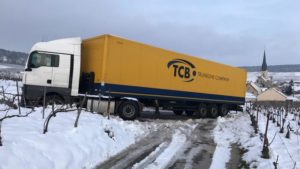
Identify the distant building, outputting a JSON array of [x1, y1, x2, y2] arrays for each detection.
[[257, 88, 287, 102], [0, 56, 8, 62], [261, 50, 268, 78], [247, 81, 262, 96], [256, 50, 272, 88]]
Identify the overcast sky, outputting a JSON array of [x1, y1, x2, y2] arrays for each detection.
[[1, 0, 299, 66]]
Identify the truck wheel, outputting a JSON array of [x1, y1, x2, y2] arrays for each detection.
[[46, 94, 64, 105], [118, 101, 139, 120], [185, 111, 194, 116], [209, 104, 219, 118], [174, 110, 183, 115], [219, 104, 228, 116], [196, 103, 207, 118]]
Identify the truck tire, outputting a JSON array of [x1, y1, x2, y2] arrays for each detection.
[[118, 101, 140, 120], [209, 104, 219, 118], [174, 110, 183, 115], [219, 104, 228, 117], [196, 103, 207, 118], [185, 111, 194, 116], [45, 94, 64, 105]]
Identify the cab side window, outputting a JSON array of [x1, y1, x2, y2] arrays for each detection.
[[29, 52, 59, 68]]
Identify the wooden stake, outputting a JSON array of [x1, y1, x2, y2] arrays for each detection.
[[42, 87, 47, 119], [74, 93, 87, 127], [16, 81, 21, 115], [106, 90, 111, 120]]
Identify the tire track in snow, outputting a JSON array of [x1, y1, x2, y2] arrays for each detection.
[[132, 142, 169, 169], [137, 131, 188, 169], [94, 126, 173, 169], [170, 119, 217, 169], [94, 116, 217, 169]]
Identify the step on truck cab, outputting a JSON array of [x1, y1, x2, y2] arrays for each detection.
[[22, 34, 247, 120]]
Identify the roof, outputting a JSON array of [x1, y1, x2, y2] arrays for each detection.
[[249, 82, 261, 92], [257, 87, 288, 101], [272, 88, 287, 98]]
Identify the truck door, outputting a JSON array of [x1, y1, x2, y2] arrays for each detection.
[[24, 52, 58, 87], [51, 54, 71, 88]]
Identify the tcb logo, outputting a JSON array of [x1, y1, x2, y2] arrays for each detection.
[[167, 59, 197, 82]]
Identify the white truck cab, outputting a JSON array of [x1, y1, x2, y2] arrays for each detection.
[[22, 38, 81, 105]]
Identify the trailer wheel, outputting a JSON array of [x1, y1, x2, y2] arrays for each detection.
[[173, 110, 183, 115], [185, 111, 194, 116], [219, 104, 228, 117], [209, 104, 219, 118], [118, 101, 139, 120], [196, 103, 207, 118]]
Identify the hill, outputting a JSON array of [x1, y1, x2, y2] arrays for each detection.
[[0, 48, 27, 65], [241, 64, 300, 72]]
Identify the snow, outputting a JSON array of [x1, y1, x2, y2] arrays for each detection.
[[247, 72, 300, 83], [287, 96, 299, 101], [256, 110, 300, 169], [210, 112, 254, 169], [0, 80, 21, 95], [0, 65, 11, 69], [1, 73, 300, 169], [0, 79, 152, 169], [247, 72, 260, 82], [144, 131, 187, 169], [132, 142, 169, 169], [246, 92, 256, 99], [211, 110, 300, 169]]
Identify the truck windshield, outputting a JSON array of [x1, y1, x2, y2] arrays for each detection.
[[28, 52, 59, 68]]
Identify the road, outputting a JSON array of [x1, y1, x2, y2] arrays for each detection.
[[94, 110, 217, 169]]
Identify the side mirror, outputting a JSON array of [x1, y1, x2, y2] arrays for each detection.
[[25, 68, 32, 72]]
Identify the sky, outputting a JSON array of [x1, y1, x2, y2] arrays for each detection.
[[0, 0, 299, 66]]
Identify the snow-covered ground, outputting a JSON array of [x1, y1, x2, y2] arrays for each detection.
[[1, 71, 300, 169], [247, 72, 300, 83], [0, 65, 11, 69], [256, 110, 300, 169], [211, 111, 300, 169], [210, 112, 254, 169], [0, 80, 155, 169], [0, 107, 153, 169], [0, 106, 155, 169]]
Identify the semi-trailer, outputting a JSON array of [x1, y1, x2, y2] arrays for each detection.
[[22, 34, 247, 120]]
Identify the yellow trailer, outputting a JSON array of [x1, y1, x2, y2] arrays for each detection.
[[80, 34, 246, 119], [22, 34, 246, 120]]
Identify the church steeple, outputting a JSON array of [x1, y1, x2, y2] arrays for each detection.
[[261, 50, 267, 71]]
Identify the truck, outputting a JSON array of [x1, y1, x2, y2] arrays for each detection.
[[22, 34, 247, 120]]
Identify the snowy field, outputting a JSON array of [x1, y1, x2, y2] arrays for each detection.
[[0, 65, 11, 69], [211, 110, 300, 169], [1, 71, 300, 168], [247, 72, 300, 93], [247, 72, 300, 83], [0, 108, 153, 169], [0, 80, 154, 169]]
